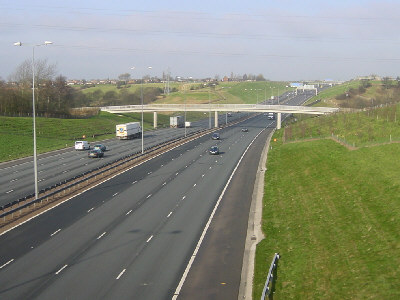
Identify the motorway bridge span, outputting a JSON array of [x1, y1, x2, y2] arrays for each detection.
[[101, 104, 339, 130]]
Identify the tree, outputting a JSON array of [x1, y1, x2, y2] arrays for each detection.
[[118, 73, 131, 85], [382, 77, 392, 89], [10, 58, 57, 87], [256, 74, 265, 81]]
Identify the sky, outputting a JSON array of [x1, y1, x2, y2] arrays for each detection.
[[1, 0, 400, 81]]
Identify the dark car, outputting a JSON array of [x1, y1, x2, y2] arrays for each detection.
[[93, 144, 106, 152], [211, 133, 220, 140], [209, 146, 219, 155], [88, 149, 104, 158], [241, 128, 248, 132]]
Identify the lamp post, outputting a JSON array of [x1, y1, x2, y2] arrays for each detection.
[[14, 41, 53, 200], [131, 66, 152, 154]]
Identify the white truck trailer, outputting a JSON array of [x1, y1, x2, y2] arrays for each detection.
[[170, 116, 184, 128], [116, 122, 142, 139], [185, 121, 192, 128]]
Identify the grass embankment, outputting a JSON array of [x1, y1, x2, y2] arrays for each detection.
[[285, 103, 400, 147], [254, 109, 400, 298], [0, 112, 169, 162]]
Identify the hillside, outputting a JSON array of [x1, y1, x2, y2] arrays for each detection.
[[254, 100, 400, 299]]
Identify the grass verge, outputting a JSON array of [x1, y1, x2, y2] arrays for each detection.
[[253, 131, 400, 299]]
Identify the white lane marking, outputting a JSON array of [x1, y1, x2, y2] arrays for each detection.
[[182, 196, 186, 200], [148, 172, 152, 175], [173, 127, 266, 299], [126, 209, 133, 215], [176, 172, 179, 176], [87, 207, 94, 213], [185, 165, 188, 168], [146, 235, 153, 243], [209, 167, 212, 169], [112, 192, 118, 197], [132, 180, 137, 184], [50, 229, 61, 236], [161, 164, 164, 167], [193, 183, 197, 187], [116, 269, 126, 280], [55, 264, 68, 275], [202, 174, 205, 178], [167, 212, 172, 218], [63, 170, 68, 173], [163, 182, 167, 186], [0, 259, 14, 269], [10, 179, 18, 183], [147, 194, 152, 199], [6, 190, 14, 194], [97, 232, 106, 240]]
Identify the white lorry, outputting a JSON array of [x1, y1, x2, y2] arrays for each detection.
[[170, 116, 184, 128], [75, 141, 90, 150], [185, 121, 192, 128], [116, 122, 142, 139]]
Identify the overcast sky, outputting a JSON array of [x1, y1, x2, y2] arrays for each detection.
[[1, 0, 400, 81]]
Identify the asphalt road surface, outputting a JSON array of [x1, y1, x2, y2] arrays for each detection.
[[0, 114, 274, 299]]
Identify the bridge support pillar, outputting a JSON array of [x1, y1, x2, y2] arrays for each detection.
[[277, 113, 281, 129], [214, 111, 219, 128], [153, 112, 157, 129]]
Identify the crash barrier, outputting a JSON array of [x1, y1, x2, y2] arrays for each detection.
[[0, 114, 251, 225], [261, 253, 280, 299]]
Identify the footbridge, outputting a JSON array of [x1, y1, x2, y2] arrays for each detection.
[[100, 104, 339, 129]]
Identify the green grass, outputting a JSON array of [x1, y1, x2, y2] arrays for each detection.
[[0, 111, 169, 162], [284, 103, 400, 147], [254, 133, 400, 299]]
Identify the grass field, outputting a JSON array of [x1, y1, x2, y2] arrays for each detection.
[[284, 103, 400, 147], [0, 111, 169, 162], [253, 132, 400, 299]]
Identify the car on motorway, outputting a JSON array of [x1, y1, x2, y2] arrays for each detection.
[[93, 144, 106, 152], [241, 128, 248, 132], [211, 132, 220, 140], [75, 140, 90, 150], [88, 149, 104, 158], [209, 146, 219, 155]]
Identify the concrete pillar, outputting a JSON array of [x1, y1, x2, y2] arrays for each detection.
[[277, 113, 281, 130], [214, 111, 219, 128], [153, 111, 157, 129]]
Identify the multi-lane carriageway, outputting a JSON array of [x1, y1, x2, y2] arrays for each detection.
[[0, 113, 275, 299]]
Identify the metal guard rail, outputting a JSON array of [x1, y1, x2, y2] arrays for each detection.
[[261, 252, 280, 299]]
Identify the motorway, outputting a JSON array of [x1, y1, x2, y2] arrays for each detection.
[[0, 91, 315, 299], [0, 113, 274, 299], [0, 112, 246, 207]]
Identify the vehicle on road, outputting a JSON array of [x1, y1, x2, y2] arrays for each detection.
[[93, 144, 106, 152], [75, 141, 90, 150], [227, 112, 232, 117], [211, 132, 220, 140], [241, 128, 248, 132], [170, 116, 184, 128], [116, 122, 142, 140], [267, 112, 275, 120], [88, 149, 104, 158], [209, 146, 219, 155], [185, 121, 192, 128]]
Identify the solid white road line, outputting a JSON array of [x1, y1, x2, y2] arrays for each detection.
[[172, 127, 266, 300], [97, 232, 106, 240], [0, 259, 14, 269], [87, 207, 94, 213], [112, 192, 119, 197], [116, 268, 126, 280], [167, 212, 172, 218], [55, 264, 68, 275], [50, 229, 61, 236], [146, 235, 153, 243], [126, 209, 133, 215]]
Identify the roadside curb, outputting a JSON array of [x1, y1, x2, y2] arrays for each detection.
[[238, 128, 275, 299]]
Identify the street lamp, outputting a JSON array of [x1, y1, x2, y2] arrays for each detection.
[[14, 41, 53, 200], [131, 66, 152, 154]]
